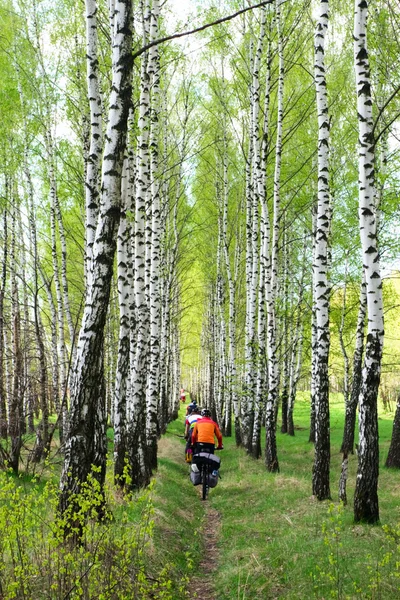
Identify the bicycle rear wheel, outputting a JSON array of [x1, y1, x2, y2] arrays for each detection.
[[202, 466, 209, 500]]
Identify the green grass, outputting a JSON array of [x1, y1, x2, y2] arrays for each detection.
[[161, 394, 400, 600], [1, 395, 399, 599]]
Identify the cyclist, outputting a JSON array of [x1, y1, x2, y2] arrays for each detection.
[[191, 408, 223, 455], [184, 406, 201, 463], [185, 397, 198, 416]]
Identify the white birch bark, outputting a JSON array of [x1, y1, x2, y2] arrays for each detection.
[[338, 255, 350, 411], [287, 234, 307, 436], [85, 0, 103, 289], [250, 7, 267, 459], [114, 157, 133, 485], [279, 230, 290, 434], [312, 0, 331, 501], [265, 0, 283, 472], [0, 210, 7, 439], [146, 0, 161, 470], [341, 273, 366, 454], [241, 27, 255, 452], [309, 202, 318, 443], [216, 207, 227, 429], [9, 203, 22, 474], [221, 140, 237, 438], [47, 143, 68, 440], [59, 0, 133, 514], [353, 0, 384, 523], [128, 0, 152, 488]]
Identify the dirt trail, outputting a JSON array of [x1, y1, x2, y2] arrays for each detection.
[[158, 435, 222, 600], [190, 504, 221, 600]]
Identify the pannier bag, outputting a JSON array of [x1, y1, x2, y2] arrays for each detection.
[[190, 464, 201, 486], [192, 452, 221, 470], [208, 472, 219, 488]]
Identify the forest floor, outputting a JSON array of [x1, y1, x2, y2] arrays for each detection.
[[153, 394, 400, 600]]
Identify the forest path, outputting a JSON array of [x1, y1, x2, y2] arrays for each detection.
[[189, 502, 221, 600], [158, 434, 222, 600]]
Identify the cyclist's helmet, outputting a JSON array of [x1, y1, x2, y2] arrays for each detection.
[[201, 408, 211, 417]]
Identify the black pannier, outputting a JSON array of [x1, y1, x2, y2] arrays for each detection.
[[208, 472, 219, 488], [192, 452, 221, 470], [190, 470, 202, 486]]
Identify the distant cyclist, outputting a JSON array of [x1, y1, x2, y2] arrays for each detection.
[[191, 408, 223, 455], [184, 406, 201, 462], [185, 398, 198, 416]]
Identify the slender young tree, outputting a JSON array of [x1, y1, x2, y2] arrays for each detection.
[[146, 0, 161, 471], [85, 0, 103, 289], [264, 0, 282, 473], [113, 158, 133, 485], [353, 0, 384, 524], [0, 209, 7, 440], [9, 200, 23, 474], [312, 0, 331, 501], [128, 0, 152, 489], [341, 274, 366, 454]]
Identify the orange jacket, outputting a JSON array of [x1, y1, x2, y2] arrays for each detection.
[[191, 417, 223, 447]]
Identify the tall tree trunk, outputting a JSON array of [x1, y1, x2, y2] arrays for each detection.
[[242, 21, 257, 452], [222, 135, 236, 438], [9, 203, 23, 474], [353, 0, 384, 524], [287, 234, 307, 436], [113, 159, 133, 486], [338, 255, 350, 410], [312, 0, 331, 501], [59, 0, 133, 515], [146, 0, 161, 471], [341, 274, 366, 454], [0, 210, 7, 439], [251, 7, 268, 459], [265, 0, 282, 473], [280, 231, 289, 434], [309, 203, 317, 444], [128, 0, 152, 489], [85, 0, 103, 289]]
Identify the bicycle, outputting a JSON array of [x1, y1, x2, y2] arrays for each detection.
[[191, 445, 222, 500]]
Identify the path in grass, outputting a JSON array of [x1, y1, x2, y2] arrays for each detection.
[[189, 503, 221, 600], [158, 429, 222, 600]]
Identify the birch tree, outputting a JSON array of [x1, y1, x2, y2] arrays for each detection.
[[128, 0, 152, 489], [312, 0, 331, 501], [264, 0, 282, 473], [146, 0, 161, 471], [85, 0, 103, 288], [353, 0, 384, 523], [59, 0, 133, 514]]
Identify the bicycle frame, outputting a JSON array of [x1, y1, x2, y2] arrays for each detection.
[[200, 462, 210, 501]]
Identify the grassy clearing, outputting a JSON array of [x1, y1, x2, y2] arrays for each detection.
[[164, 394, 400, 600]]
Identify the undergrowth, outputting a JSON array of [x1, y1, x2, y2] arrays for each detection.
[[0, 464, 194, 599]]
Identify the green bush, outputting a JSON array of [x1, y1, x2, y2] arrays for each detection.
[[0, 469, 189, 599], [313, 502, 400, 599]]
